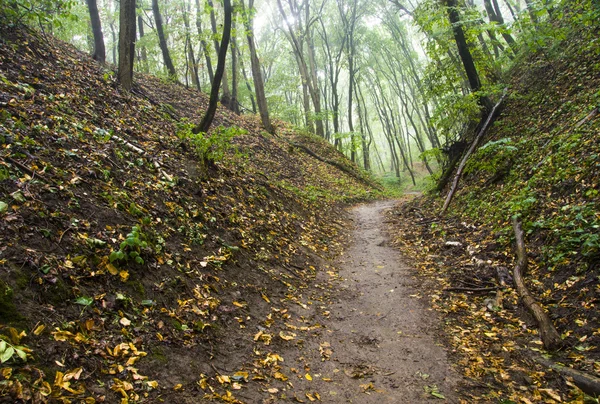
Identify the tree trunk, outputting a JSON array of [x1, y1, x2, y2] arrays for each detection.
[[86, 0, 105, 63], [193, 0, 232, 135], [229, 10, 240, 114], [237, 47, 257, 113], [118, 0, 136, 91], [241, 0, 274, 133], [195, 0, 214, 84], [208, 0, 232, 107], [152, 0, 177, 80], [137, 15, 149, 73], [444, 0, 492, 111], [182, 3, 200, 90]]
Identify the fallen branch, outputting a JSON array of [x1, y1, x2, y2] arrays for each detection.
[[287, 141, 380, 190], [512, 218, 562, 351], [444, 286, 497, 293], [533, 355, 600, 397], [440, 89, 508, 215], [3, 156, 54, 185], [574, 106, 599, 129], [112, 135, 173, 182]]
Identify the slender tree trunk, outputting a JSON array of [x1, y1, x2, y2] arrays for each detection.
[[208, 0, 232, 107], [152, 0, 177, 80], [193, 0, 232, 134], [109, 21, 117, 64], [137, 15, 149, 73], [87, 0, 105, 63], [196, 0, 214, 84], [241, 0, 273, 133], [183, 3, 200, 90], [229, 9, 240, 114], [238, 47, 257, 113], [444, 0, 492, 111], [118, 0, 136, 91]]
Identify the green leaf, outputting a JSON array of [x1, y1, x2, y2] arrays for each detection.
[[135, 256, 144, 265], [75, 296, 93, 306], [0, 340, 6, 352], [14, 348, 27, 361], [431, 391, 445, 399], [0, 201, 7, 213], [141, 300, 155, 307], [0, 346, 14, 363]]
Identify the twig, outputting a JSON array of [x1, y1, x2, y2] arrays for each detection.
[[4, 156, 53, 185]]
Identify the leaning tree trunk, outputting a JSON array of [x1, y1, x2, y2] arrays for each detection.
[[86, 0, 105, 63], [152, 0, 177, 80], [193, 0, 232, 135], [118, 0, 136, 91]]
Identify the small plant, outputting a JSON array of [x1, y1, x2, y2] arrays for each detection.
[[110, 225, 148, 265], [177, 120, 246, 167]]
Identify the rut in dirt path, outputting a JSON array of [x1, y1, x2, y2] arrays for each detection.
[[325, 199, 463, 403]]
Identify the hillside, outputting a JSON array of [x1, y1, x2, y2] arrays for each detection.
[[0, 25, 378, 402], [389, 5, 600, 403]]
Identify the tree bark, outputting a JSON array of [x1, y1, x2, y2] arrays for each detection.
[[208, 0, 232, 107], [512, 218, 563, 351], [444, 0, 492, 111], [152, 0, 177, 80], [118, 0, 136, 91], [193, 0, 232, 134], [86, 0, 105, 63], [241, 0, 274, 133]]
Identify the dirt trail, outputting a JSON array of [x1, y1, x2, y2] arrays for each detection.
[[233, 200, 463, 403], [321, 199, 463, 402]]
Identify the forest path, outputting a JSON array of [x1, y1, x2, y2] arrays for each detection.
[[315, 199, 463, 402], [232, 199, 464, 403]]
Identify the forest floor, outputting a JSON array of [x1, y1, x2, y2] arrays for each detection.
[[223, 199, 465, 403]]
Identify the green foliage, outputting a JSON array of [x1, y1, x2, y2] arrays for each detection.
[[464, 137, 518, 175], [0, 338, 28, 364], [177, 121, 246, 166], [109, 225, 148, 265], [0, 0, 75, 27]]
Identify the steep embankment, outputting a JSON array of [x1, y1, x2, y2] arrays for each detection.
[[389, 5, 600, 403], [0, 26, 377, 402]]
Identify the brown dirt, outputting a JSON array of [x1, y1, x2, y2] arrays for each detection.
[[223, 200, 465, 403]]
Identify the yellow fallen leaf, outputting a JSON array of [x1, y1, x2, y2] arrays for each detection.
[[305, 373, 312, 381], [120, 317, 131, 327], [173, 383, 183, 390], [279, 331, 296, 341], [33, 324, 46, 335], [274, 371, 288, 381], [233, 301, 247, 308], [107, 263, 119, 275], [217, 375, 231, 384], [268, 387, 279, 394], [261, 293, 270, 303], [119, 270, 129, 282]]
